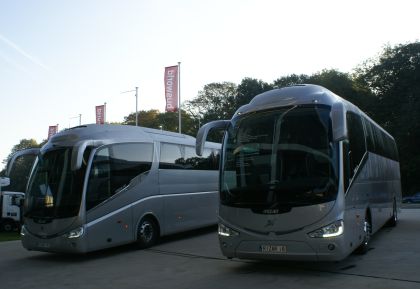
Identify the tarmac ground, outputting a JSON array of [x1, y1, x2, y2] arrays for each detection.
[[1, 207, 419, 289]]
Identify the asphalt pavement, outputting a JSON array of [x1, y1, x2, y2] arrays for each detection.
[[1, 208, 420, 289]]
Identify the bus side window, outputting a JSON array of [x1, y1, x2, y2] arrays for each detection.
[[363, 118, 375, 153], [346, 112, 366, 180], [159, 143, 184, 169], [86, 143, 153, 211]]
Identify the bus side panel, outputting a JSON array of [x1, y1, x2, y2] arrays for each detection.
[[86, 205, 133, 252], [347, 153, 400, 239], [158, 169, 218, 235], [85, 171, 160, 251]]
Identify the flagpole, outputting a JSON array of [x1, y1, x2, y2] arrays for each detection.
[[178, 61, 181, 134]]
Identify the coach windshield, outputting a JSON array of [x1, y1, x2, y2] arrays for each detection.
[[221, 105, 338, 211], [25, 147, 91, 219]]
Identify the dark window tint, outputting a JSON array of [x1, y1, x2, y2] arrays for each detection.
[[6, 154, 37, 192], [86, 143, 153, 210], [159, 143, 219, 170], [346, 112, 366, 178], [363, 118, 376, 152], [25, 147, 91, 219], [159, 143, 184, 169], [362, 117, 399, 161], [221, 106, 339, 209]]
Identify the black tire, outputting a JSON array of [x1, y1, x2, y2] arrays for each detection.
[[136, 217, 159, 249], [386, 200, 398, 227], [1, 220, 15, 232], [355, 216, 372, 255]]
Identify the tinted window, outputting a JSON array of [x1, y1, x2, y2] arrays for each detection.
[[86, 143, 153, 210], [159, 143, 219, 170], [363, 118, 375, 152], [25, 147, 91, 219], [6, 154, 37, 192], [221, 106, 339, 209], [363, 118, 398, 161], [346, 112, 366, 178], [159, 143, 184, 169]]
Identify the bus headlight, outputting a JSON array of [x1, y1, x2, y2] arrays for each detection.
[[20, 225, 27, 236], [218, 223, 239, 237], [65, 227, 84, 239], [308, 220, 344, 238]]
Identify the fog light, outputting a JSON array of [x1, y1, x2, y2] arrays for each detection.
[[328, 244, 335, 251]]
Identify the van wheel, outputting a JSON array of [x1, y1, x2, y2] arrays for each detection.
[[1, 220, 15, 232], [136, 217, 158, 249], [386, 200, 398, 227], [355, 216, 372, 254]]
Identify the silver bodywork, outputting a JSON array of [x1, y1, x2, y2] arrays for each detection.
[[197, 84, 402, 261], [21, 124, 220, 253]]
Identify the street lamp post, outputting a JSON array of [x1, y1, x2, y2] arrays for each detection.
[[121, 86, 139, 126], [69, 114, 82, 128]]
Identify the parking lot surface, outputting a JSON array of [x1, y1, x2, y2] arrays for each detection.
[[1, 208, 420, 289]]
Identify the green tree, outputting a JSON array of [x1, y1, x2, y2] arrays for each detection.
[[184, 82, 238, 124], [123, 109, 161, 127], [355, 42, 420, 194], [123, 109, 197, 136], [273, 73, 310, 88], [236, 78, 273, 109]]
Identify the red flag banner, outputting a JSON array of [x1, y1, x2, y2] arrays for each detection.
[[164, 65, 179, 112], [96, 105, 105, 124], [48, 125, 58, 140]]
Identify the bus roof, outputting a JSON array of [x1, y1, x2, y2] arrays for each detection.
[[235, 84, 348, 115], [234, 84, 394, 141], [46, 124, 219, 151]]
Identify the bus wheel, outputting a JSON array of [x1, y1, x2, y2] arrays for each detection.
[[356, 217, 372, 254], [386, 200, 398, 227], [136, 217, 158, 249]]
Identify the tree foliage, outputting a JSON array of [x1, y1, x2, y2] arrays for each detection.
[[236, 78, 273, 109], [123, 109, 197, 136], [184, 82, 238, 124], [355, 42, 420, 193]]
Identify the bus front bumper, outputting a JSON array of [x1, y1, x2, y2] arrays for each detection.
[[20, 225, 88, 254], [219, 225, 350, 262]]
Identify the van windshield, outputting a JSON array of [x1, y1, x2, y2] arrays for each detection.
[[220, 105, 338, 211]]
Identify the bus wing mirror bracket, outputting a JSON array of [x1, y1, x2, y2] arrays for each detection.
[[72, 140, 95, 171], [196, 120, 229, 156], [332, 102, 347, 142]]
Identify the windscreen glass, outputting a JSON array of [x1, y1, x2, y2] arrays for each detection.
[[25, 147, 90, 219], [221, 106, 338, 210]]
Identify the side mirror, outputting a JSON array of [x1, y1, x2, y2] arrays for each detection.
[[196, 120, 230, 156], [331, 102, 347, 141]]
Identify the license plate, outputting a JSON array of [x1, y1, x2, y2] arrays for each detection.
[[261, 244, 287, 253], [38, 242, 51, 249]]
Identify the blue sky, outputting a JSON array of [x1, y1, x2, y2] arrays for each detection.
[[0, 0, 419, 169]]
